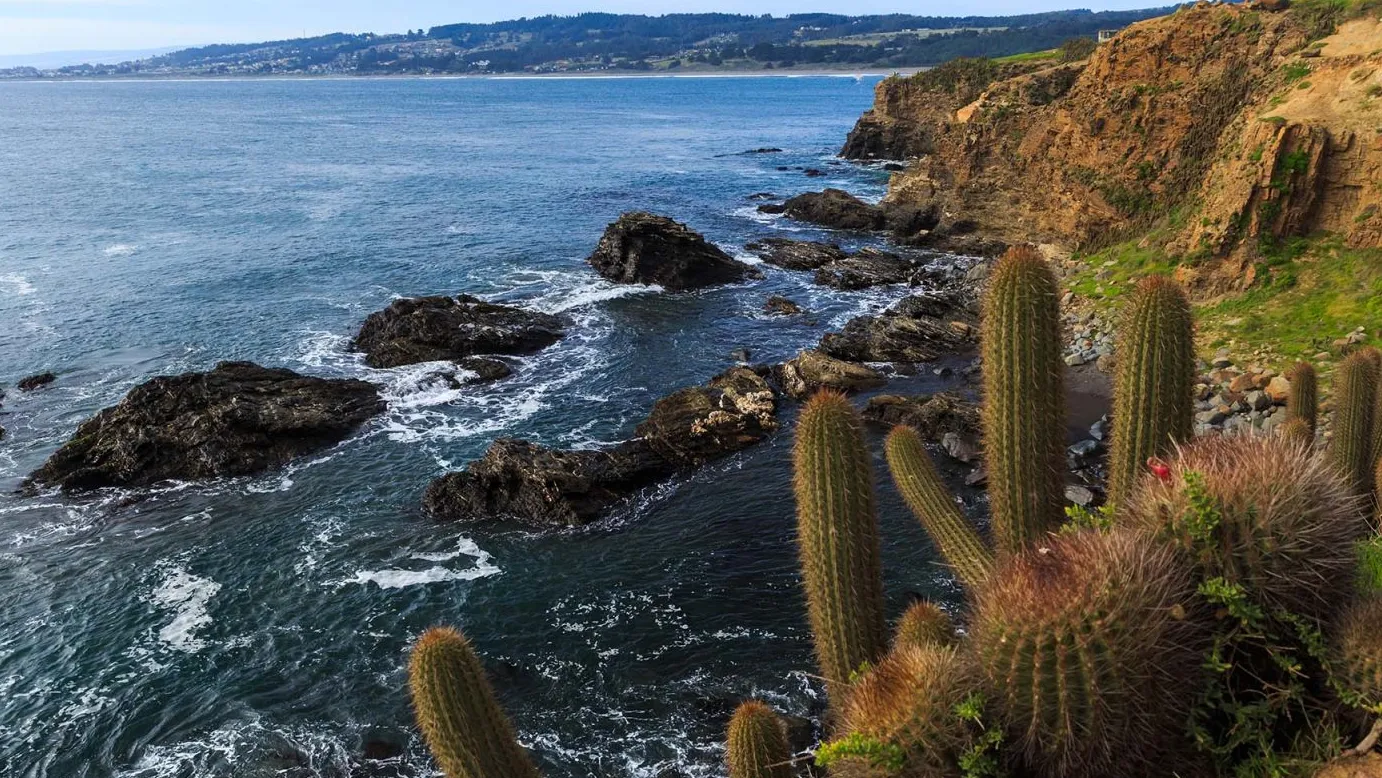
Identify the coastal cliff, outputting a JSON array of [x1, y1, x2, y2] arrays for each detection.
[[847, 4, 1382, 292]]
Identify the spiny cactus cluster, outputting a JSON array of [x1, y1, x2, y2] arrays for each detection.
[[402, 246, 1382, 778], [408, 626, 540, 778], [792, 390, 888, 696], [972, 528, 1202, 778], [1106, 275, 1194, 507], [979, 245, 1066, 553], [728, 700, 795, 778]]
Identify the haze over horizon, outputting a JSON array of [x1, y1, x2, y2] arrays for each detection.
[[0, 0, 1164, 59]]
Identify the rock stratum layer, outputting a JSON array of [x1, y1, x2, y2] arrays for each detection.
[[846, 7, 1382, 288]]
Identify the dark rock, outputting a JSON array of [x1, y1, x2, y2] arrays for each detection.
[[779, 188, 887, 231], [882, 162, 906, 171], [803, 168, 825, 177], [744, 237, 847, 270], [861, 393, 980, 441], [27, 362, 384, 492], [424, 368, 777, 525], [755, 202, 788, 214], [763, 295, 804, 316], [360, 736, 405, 761], [927, 230, 1009, 258], [881, 201, 942, 239], [812, 248, 916, 290], [841, 113, 933, 161], [772, 350, 886, 400], [730, 347, 751, 363], [819, 294, 976, 363], [17, 372, 56, 391], [588, 212, 759, 290], [747, 192, 778, 201], [430, 358, 513, 389], [743, 147, 783, 154], [964, 467, 988, 487], [354, 295, 564, 369], [1068, 439, 1101, 458]]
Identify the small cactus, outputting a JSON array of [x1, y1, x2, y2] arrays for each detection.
[[980, 245, 1066, 554], [971, 529, 1201, 778], [1335, 596, 1382, 710], [408, 626, 541, 778], [792, 390, 888, 696], [884, 425, 994, 589], [892, 600, 956, 650], [1278, 417, 1314, 448], [1331, 351, 1378, 494], [1106, 275, 1194, 508], [1285, 361, 1318, 433], [727, 700, 794, 778], [836, 643, 979, 778], [1127, 436, 1369, 619]]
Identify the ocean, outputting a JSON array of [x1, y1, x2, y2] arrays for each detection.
[[0, 76, 972, 777]]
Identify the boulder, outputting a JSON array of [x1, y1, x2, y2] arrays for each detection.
[[424, 367, 778, 525], [765, 188, 886, 231], [763, 295, 804, 316], [819, 295, 977, 363], [17, 372, 56, 391], [354, 294, 564, 370], [772, 350, 886, 400], [587, 212, 759, 290], [861, 392, 980, 441], [881, 201, 942, 239], [26, 362, 384, 492], [743, 237, 847, 270], [812, 248, 916, 290]]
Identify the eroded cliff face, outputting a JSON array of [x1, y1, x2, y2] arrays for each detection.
[[857, 5, 1382, 284]]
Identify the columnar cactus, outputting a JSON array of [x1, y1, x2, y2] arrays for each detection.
[[1278, 417, 1314, 448], [792, 390, 888, 695], [408, 626, 541, 778], [892, 600, 956, 650], [1330, 351, 1378, 494], [970, 529, 1201, 778], [1285, 361, 1317, 433], [884, 425, 995, 589], [981, 245, 1066, 554], [837, 644, 979, 778], [1127, 436, 1369, 618], [1106, 276, 1194, 508], [727, 700, 794, 778]]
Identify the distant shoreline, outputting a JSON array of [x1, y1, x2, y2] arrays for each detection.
[[0, 68, 922, 83]]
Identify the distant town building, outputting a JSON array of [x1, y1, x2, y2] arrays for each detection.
[[1098, 29, 1120, 43]]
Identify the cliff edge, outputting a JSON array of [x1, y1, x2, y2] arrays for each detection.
[[849, 3, 1382, 292]]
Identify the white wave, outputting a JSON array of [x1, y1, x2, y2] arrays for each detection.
[[103, 244, 138, 257], [149, 565, 221, 653], [335, 535, 499, 590], [0, 273, 34, 295], [731, 204, 801, 229]]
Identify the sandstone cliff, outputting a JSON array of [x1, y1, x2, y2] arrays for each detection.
[[849, 4, 1382, 290]]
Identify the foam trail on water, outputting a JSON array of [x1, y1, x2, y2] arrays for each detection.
[[149, 565, 221, 653]]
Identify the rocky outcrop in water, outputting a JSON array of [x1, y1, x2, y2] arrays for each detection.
[[354, 294, 565, 370], [423, 367, 778, 525], [744, 238, 847, 270], [18, 372, 55, 391], [820, 294, 977, 363], [813, 248, 917, 290], [26, 361, 384, 492], [772, 350, 885, 399], [863, 393, 980, 441], [758, 188, 886, 231], [763, 295, 804, 316], [588, 212, 760, 290]]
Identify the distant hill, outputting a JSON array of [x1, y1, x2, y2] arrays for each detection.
[[0, 8, 1173, 79]]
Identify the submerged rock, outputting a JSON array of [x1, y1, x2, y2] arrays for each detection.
[[588, 212, 759, 290], [820, 294, 977, 363], [763, 295, 804, 316], [354, 294, 564, 370], [773, 350, 886, 399], [744, 237, 847, 270], [17, 372, 56, 391], [424, 367, 778, 525], [27, 361, 384, 492]]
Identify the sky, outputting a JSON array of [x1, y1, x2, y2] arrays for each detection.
[[0, 0, 1161, 58]]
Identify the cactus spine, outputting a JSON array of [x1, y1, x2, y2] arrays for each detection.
[[727, 700, 794, 778], [1331, 351, 1378, 494], [1285, 361, 1318, 434], [408, 626, 541, 778], [892, 600, 956, 650], [1278, 417, 1314, 448], [1106, 276, 1194, 508], [981, 245, 1066, 554], [884, 425, 995, 589], [792, 390, 888, 695]]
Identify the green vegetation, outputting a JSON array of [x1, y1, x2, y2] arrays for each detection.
[[1292, 0, 1382, 40]]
